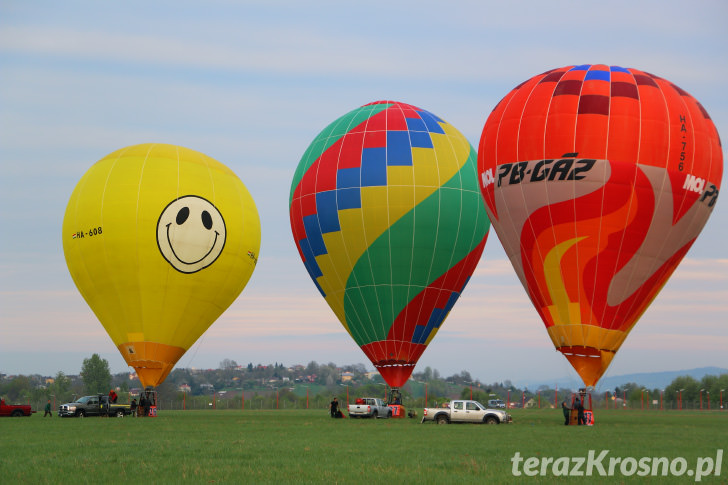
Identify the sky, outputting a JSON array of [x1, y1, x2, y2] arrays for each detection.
[[1, 1, 726, 390]]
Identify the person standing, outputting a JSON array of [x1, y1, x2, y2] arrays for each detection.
[[561, 400, 570, 425], [329, 397, 341, 418], [44, 399, 53, 417], [577, 397, 586, 425]]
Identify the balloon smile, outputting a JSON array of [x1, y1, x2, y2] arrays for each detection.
[[166, 223, 220, 265], [156, 195, 227, 273]]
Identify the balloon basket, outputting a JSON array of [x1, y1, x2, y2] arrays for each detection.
[[389, 404, 406, 418]]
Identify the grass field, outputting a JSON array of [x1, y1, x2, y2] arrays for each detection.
[[2, 408, 725, 483]]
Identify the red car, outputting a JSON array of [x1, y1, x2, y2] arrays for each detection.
[[0, 398, 35, 417]]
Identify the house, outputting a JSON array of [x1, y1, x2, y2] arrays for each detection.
[[178, 384, 191, 393], [341, 372, 354, 383]]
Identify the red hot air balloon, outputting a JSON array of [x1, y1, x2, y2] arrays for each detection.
[[478, 65, 722, 387]]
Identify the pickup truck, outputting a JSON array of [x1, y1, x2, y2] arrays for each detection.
[[0, 398, 35, 417], [58, 394, 132, 418], [421, 400, 512, 425], [348, 397, 392, 419]]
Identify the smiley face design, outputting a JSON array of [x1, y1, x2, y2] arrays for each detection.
[[156, 195, 226, 273]]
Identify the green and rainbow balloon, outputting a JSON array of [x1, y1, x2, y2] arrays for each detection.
[[289, 101, 489, 387]]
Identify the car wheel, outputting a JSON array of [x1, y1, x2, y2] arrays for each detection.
[[77, 410, 86, 418], [11, 410, 24, 417], [115, 410, 125, 418], [387, 410, 392, 418], [436, 415, 449, 425], [372, 411, 378, 419], [485, 416, 498, 424]]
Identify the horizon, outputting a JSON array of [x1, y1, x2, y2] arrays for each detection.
[[1, 2, 726, 390]]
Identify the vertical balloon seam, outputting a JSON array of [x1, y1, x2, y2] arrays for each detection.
[[516, 70, 554, 345], [176, 147, 216, 349], [102, 146, 135, 347], [370, 104, 394, 349], [607, 72, 666, 334], [297, 104, 387, 351], [528, 68, 559, 320], [359, 102, 426, 358], [407, 103, 444, 357], [536, 68, 565, 339], [577, 65, 596, 353], [583, 66, 606, 336], [336, 105, 389, 353], [592, 70, 631, 334], [155, 144, 197, 349], [314, 110, 357, 340], [390, 103, 412, 346], [566, 67, 603, 343], [576, 65, 600, 350], [412, 135, 457, 350], [164, 145, 181, 345], [520, 69, 562, 347], [494, 74, 532, 317], [441, 148, 490, 341], [620, 78, 710, 340], [585, 67, 610, 332], [438, 146, 488, 337], [136, 144, 154, 349], [604, 65, 635, 348], [107, 145, 136, 346], [582, 67, 630, 351], [386, 104, 399, 350], [604, 73, 669, 335], [359, 103, 407, 359]]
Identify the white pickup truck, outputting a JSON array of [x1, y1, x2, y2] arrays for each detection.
[[421, 400, 512, 425], [348, 397, 392, 419]]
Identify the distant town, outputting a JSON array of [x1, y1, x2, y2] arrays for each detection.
[[2, 355, 726, 412]]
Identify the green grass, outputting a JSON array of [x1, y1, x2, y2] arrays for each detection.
[[2, 409, 726, 483]]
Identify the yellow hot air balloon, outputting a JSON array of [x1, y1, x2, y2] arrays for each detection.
[[62, 143, 260, 387]]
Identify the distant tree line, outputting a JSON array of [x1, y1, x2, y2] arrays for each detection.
[[2, 355, 726, 412]]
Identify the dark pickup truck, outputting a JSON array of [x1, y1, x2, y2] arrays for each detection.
[[58, 394, 132, 418]]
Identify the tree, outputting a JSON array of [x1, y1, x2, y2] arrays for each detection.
[[219, 359, 238, 370], [81, 354, 112, 394], [2, 375, 31, 401], [50, 371, 72, 402]]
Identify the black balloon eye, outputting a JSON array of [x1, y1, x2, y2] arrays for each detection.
[[201, 211, 213, 230], [176, 207, 190, 225]]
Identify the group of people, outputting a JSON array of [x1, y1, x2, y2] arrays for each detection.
[[133, 391, 154, 416], [561, 395, 587, 425], [38, 389, 157, 418]]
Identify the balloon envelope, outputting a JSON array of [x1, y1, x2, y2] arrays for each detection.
[[290, 101, 490, 387], [63, 143, 260, 387], [478, 65, 722, 386]]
